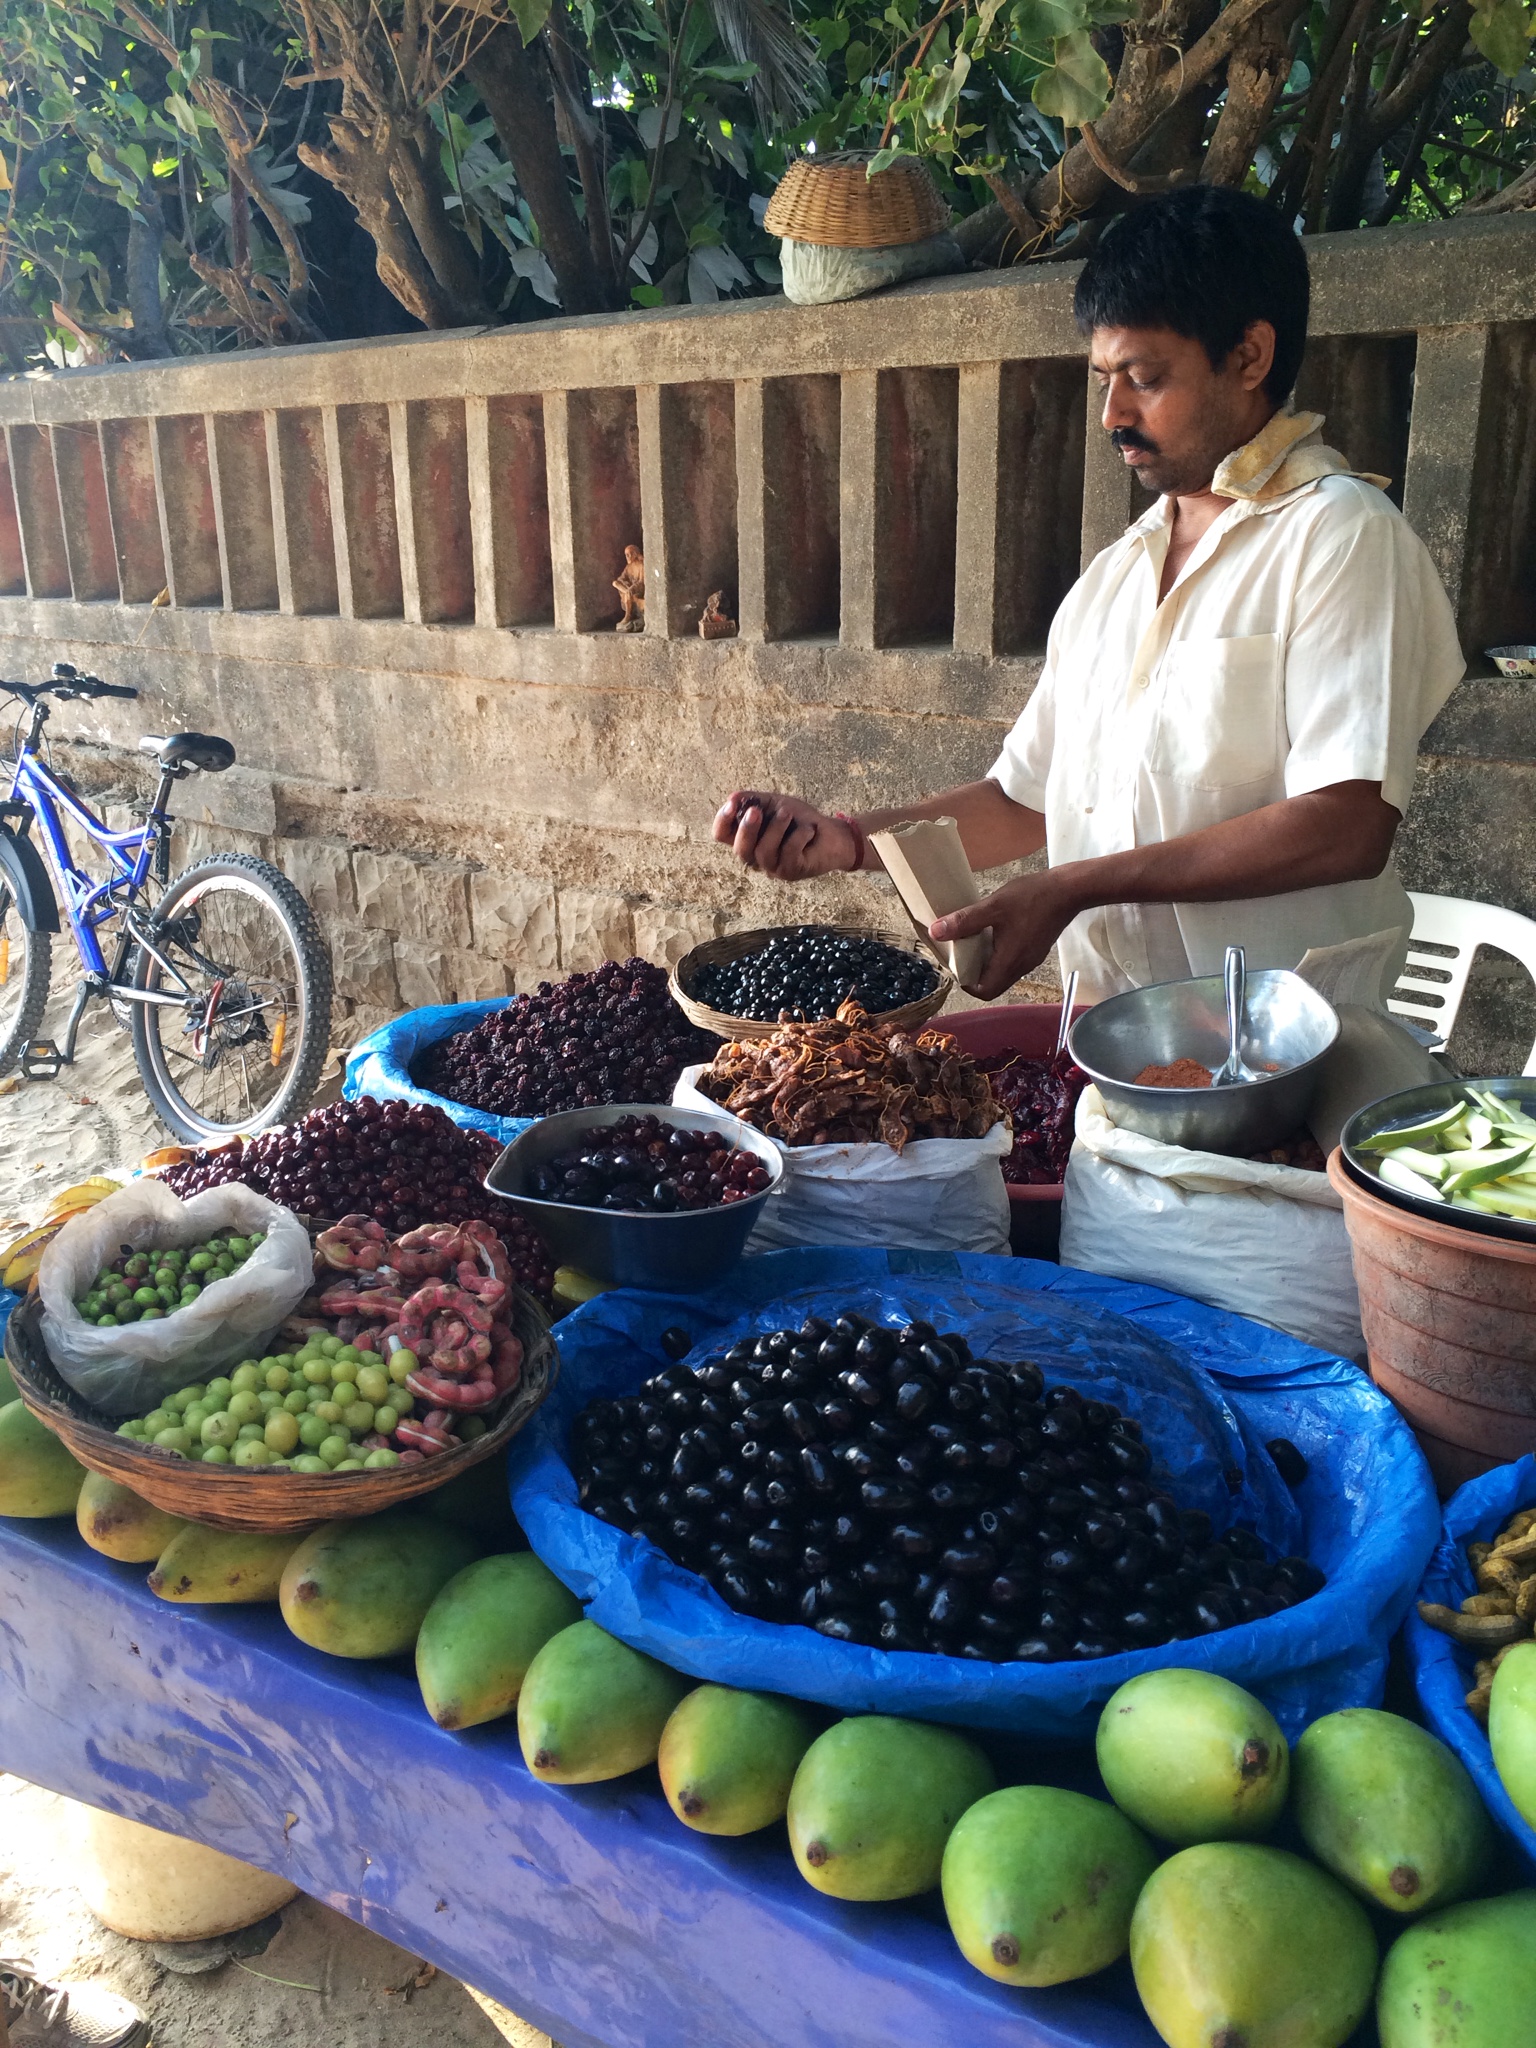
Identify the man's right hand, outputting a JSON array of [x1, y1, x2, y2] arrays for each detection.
[[713, 791, 860, 880]]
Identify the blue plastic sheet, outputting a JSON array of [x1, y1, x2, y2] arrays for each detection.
[[1407, 1455, 1536, 1878], [344, 999, 535, 1145], [510, 1247, 1440, 1742]]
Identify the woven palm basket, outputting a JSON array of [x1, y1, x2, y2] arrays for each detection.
[[4, 1287, 556, 1533], [669, 923, 953, 1043], [763, 153, 950, 250]]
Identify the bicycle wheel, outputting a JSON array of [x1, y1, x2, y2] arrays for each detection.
[[0, 880, 51, 1077], [129, 852, 333, 1142]]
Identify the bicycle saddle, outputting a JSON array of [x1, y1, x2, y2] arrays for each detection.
[[139, 732, 236, 774]]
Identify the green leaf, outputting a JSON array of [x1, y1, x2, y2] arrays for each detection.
[[866, 144, 905, 176], [1031, 28, 1112, 124], [843, 38, 871, 76], [1469, 0, 1534, 75], [164, 91, 200, 140], [507, 0, 553, 42], [1013, 0, 1090, 44], [631, 282, 664, 306]]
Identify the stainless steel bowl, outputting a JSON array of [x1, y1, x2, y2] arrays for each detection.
[[1341, 1077, 1536, 1247], [484, 1102, 783, 1293], [1068, 970, 1340, 1155]]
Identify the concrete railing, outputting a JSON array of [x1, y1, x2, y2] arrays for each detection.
[[1, 210, 1534, 1058]]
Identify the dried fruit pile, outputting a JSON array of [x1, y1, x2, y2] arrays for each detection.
[[417, 959, 717, 1118], [696, 1001, 1003, 1152], [975, 1050, 1087, 1185], [571, 1313, 1325, 1662], [1418, 1502, 1536, 1724], [153, 1097, 555, 1304]]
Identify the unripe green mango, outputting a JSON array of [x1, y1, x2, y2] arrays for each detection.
[[1131, 1842, 1377, 2048], [1489, 1639, 1536, 1830], [0, 1356, 17, 1407], [942, 1785, 1156, 1988], [416, 1553, 581, 1730], [787, 1715, 995, 1901], [518, 1621, 689, 1783], [77, 1472, 187, 1563], [149, 1524, 306, 1603], [1293, 1707, 1492, 1914], [0, 1399, 87, 1517], [1377, 1890, 1536, 2048], [1097, 1667, 1289, 1844], [280, 1512, 481, 1657], [658, 1686, 818, 1836]]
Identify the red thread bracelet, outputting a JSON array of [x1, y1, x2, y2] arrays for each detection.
[[833, 812, 868, 872]]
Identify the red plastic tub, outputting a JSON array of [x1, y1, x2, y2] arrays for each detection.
[[942, 1002, 1087, 1261]]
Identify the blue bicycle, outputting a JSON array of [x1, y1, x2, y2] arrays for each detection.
[[2, 664, 332, 1142]]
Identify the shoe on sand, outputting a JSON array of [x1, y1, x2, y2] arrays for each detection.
[[0, 1959, 149, 2048]]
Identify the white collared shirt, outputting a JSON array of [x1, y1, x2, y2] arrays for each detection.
[[988, 425, 1464, 1002]]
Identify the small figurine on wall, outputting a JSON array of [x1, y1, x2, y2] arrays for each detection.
[[613, 545, 645, 632], [698, 590, 738, 640]]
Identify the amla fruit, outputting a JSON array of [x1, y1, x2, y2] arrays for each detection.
[[1097, 1668, 1288, 1844], [518, 1621, 689, 1783], [416, 1553, 580, 1730], [1488, 1638, 1536, 1829], [787, 1715, 995, 1901], [1293, 1707, 1492, 1914], [1131, 1842, 1378, 2048], [1377, 1889, 1536, 2048], [76, 1472, 186, 1563], [280, 1512, 480, 1657], [658, 1686, 818, 1836], [942, 1785, 1156, 1987], [0, 1399, 87, 1517], [149, 1525, 305, 1604]]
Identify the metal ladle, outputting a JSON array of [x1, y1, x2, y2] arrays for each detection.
[[1211, 944, 1262, 1087]]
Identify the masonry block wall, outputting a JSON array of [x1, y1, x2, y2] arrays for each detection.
[[1, 213, 1534, 1062]]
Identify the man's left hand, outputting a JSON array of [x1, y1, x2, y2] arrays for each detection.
[[930, 872, 1080, 1001]]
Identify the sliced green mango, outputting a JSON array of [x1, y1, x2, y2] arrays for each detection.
[[1383, 1147, 1455, 1182], [1378, 1156, 1446, 1202], [1442, 1144, 1535, 1194], [1359, 1104, 1469, 1151]]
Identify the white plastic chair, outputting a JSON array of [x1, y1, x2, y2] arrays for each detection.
[[1388, 893, 1536, 1075]]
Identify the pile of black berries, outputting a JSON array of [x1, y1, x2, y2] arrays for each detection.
[[571, 1314, 1325, 1663], [417, 959, 718, 1118], [532, 1113, 772, 1211], [691, 927, 939, 1022]]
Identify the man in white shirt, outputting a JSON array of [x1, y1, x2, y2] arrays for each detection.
[[714, 188, 1464, 1004]]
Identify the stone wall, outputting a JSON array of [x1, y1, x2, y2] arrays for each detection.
[[2, 212, 1534, 1063]]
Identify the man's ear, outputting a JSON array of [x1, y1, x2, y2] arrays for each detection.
[[1232, 319, 1277, 394]]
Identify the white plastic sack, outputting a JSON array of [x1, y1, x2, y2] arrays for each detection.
[[778, 231, 964, 306], [674, 1067, 1011, 1256], [39, 1180, 314, 1415], [1059, 1085, 1363, 1360]]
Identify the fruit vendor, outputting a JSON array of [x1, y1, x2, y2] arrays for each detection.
[[715, 187, 1463, 1004]]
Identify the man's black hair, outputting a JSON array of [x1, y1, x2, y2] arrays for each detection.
[[1073, 189, 1310, 404]]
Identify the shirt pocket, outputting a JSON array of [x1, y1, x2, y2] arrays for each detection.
[[1147, 633, 1282, 789]]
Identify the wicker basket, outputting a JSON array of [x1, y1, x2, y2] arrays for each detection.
[[3, 1289, 557, 1534], [669, 923, 953, 1043], [763, 154, 950, 250]]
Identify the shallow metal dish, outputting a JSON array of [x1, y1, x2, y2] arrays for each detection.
[[1341, 1077, 1536, 1248], [485, 1101, 783, 1293], [1068, 970, 1340, 1155]]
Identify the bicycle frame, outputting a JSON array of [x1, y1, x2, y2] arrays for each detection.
[[7, 746, 164, 980]]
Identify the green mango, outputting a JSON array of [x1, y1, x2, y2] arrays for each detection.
[[1489, 1639, 1536, 1830], [280, 1512, 481, 1657], [149, 1524, 306, 1604], [1293, 1707, 1492, 1914], [0, 1399, 87, 1517], [76, 1472, 187, 1563], [1097, 1667, 1289, 1844], [658, 1686, 818, 1836], [942, 1785, 1157, 1987], [1377, 1890, 1536, 2047], [787, 1715, 996, 1902], [0, 1355, 17, 1407], [1131, 1842, 1378, 2048], [415, 1553, 581, 1730], [517, 1621, 690, 1783]]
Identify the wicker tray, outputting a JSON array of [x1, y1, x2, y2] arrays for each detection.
[[763, 153, 949, 250], [669, 923, 953, 1042], [4, 1289, 557, 1534]]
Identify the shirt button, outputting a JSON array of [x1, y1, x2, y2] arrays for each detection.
[[1131, 673, 1150, 690]]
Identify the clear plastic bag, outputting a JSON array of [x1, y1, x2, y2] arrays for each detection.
[[38, 1180, 313, 1415]]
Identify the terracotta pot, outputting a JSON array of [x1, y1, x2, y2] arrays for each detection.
[[1329, 1150, 1536, 1493]]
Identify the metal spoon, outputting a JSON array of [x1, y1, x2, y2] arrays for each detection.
[[1055, 970, 1079, 1057], [1211, 945, 1262, 1087]]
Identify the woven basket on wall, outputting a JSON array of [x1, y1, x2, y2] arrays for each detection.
[[4, 1288, 557, 1534], [669, 923, 953, 1043], [763, 154, 950, 250]]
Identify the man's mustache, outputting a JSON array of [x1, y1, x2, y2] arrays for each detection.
[[1111, 427, 1159, 454]]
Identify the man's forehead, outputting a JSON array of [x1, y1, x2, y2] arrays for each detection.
[[1088, 326, 1194, 372]]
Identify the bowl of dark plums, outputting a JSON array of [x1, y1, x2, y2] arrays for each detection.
[[485, 1105, 783, 1292]]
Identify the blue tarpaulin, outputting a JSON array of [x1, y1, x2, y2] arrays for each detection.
[[344, 999, 533, 1145]]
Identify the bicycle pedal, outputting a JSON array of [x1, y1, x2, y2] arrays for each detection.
[[18, 1038, 67, 1079]]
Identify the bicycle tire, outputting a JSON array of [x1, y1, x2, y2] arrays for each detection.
[[129, 852, 333, 1142], [0, 899, 51, 1078]]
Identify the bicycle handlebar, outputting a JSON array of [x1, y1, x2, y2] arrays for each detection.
[[0, 672, 139, 705]]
